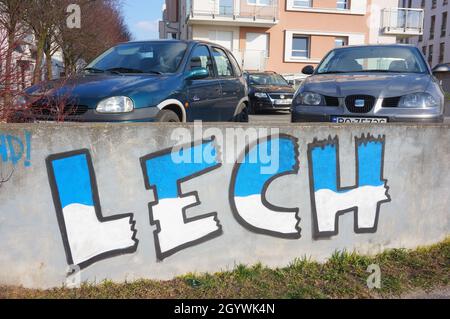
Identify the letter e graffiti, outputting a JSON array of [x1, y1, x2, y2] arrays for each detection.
[[67, 4, 81, 29], [140, 139, 222, 260], [367, 264, 381, 289], [229, 135, 301, 238]]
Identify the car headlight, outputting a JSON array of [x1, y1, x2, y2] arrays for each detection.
[[294, 92, 324, 106], [254, 92, 268, 99], [96, 96, 134, 113], [399, 93, 439, 108]]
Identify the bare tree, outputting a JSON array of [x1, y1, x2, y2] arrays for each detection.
[[0, 0, 30, 111]]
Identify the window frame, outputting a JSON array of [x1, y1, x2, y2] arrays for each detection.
[[211, 46, 236, 78], [291, 35, 310, 59]]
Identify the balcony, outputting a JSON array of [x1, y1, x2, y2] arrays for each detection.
[[188, 0, 279, 27], [381, 8, 424, 37]]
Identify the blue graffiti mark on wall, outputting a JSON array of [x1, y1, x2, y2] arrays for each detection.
[[140, 139, 223, 261], [51, 154, 94, 207], [230, 135, 301, 239], [0, 131, 32, 167], [144, 141, 218, 199], [47, 150, 138, 270], [308, 134, 391, 238]]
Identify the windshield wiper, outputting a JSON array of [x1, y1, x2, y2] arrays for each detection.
[[84, 67, 105, 73], [106, 67, 144, 75], [146, 70, 163, 75]]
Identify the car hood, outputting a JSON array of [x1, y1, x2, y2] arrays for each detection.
[[251, 85, 295, 94], [302, 73, 432, 97], [26, 74, 169, 107]]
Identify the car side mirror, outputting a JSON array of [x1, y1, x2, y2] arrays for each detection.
[[186, 67, 209, 80], [302, 65, 315, 75], [432, 63, 450, 75]]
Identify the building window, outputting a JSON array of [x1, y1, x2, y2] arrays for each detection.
[[336, 0, 349, 9], [445, 0, 449, 6], [335, 37, 348, 47], [421, 0, 425, 8], [430, 15, 435, 39], [442, 12, 447, 37], [428, 44, 433, 64], [432, 0, 436, 9], [247, 0, 271, 5], [293, 0, 311, 8], [439, 43, 445, 64], [422, 46, 427, 56], [291, 36, 309, 58]]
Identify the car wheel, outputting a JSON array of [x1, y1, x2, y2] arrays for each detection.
[[232, 103, 249, 123], [156, 109, 180, 122]]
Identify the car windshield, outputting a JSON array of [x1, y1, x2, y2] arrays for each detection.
[[249, 74, 289, 86], [86, 42, 188, 74], [316, 46, 428, 74]]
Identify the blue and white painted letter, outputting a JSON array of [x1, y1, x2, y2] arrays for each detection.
[[229, 135, 301, 239], [47, 150, 138, 270], [141, 139, 222, 260], [308, 135, 391, 238]]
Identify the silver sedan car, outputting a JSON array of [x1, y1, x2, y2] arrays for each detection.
[[292, 45, 447, 123]]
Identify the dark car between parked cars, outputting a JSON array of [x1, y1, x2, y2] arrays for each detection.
[[245, 71, 295, 114], [292, 45, 447, 123], [17, 40, 249, 122]]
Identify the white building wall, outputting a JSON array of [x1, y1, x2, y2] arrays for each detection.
[[368, 0, 402, 44]]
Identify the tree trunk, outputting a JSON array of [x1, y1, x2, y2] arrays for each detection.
[[2, 31, 16, 118], [45, 50, 53, 81], [32, 36, 46, 84]]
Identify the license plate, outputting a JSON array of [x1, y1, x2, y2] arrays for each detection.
[[274, 99, 292, 105], [331, 117, 388, 124]]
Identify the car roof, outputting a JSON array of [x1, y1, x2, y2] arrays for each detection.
[[333, 44, 417, 51], [119, 39, 231, 51]]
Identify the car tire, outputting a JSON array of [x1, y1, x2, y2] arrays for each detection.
[[156, 109, 180, 122], [232, 103, 249, 123]]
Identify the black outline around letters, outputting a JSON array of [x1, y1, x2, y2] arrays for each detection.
[[229, 134, 301, 239], [307, 134, 391, 239], [46, 149, 139, 271], [140, 138, 223, 261]]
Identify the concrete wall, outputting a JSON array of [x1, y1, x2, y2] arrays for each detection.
[[0, 123, 449, 289]]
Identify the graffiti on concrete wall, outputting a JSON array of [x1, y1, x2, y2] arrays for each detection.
[[0, 131, 32, 167], [45, 133, 391, 271], [140, 139, 223, 261], [46, 150, 138, 270], [307, 134, 391, 238], [229, 135, 301, 239]]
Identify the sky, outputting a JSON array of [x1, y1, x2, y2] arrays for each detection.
[[122, 0, 165, 41]]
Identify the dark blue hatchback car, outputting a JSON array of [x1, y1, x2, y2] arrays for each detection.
[[21, 40, 249, 122]]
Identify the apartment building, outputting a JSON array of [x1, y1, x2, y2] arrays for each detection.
[[160, 0, 424, 77], [402, 0, 449, 68]]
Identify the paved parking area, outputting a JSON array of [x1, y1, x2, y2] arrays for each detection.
[[249, 111, 291, 124], [250, 109, 450, 124]]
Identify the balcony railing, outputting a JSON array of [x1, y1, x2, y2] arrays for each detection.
[[189, 0, 279, 26], [381, 8, 424, 36]]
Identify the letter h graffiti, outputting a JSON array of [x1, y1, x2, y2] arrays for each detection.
[[307, 135, 391, 238]]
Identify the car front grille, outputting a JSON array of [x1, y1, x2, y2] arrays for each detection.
[[382, 96, 401, 108], [324, 96, 340, 107], [31, 103, 89, 116], [345, 95, 376, 113], [268, 93, 294, 100]]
